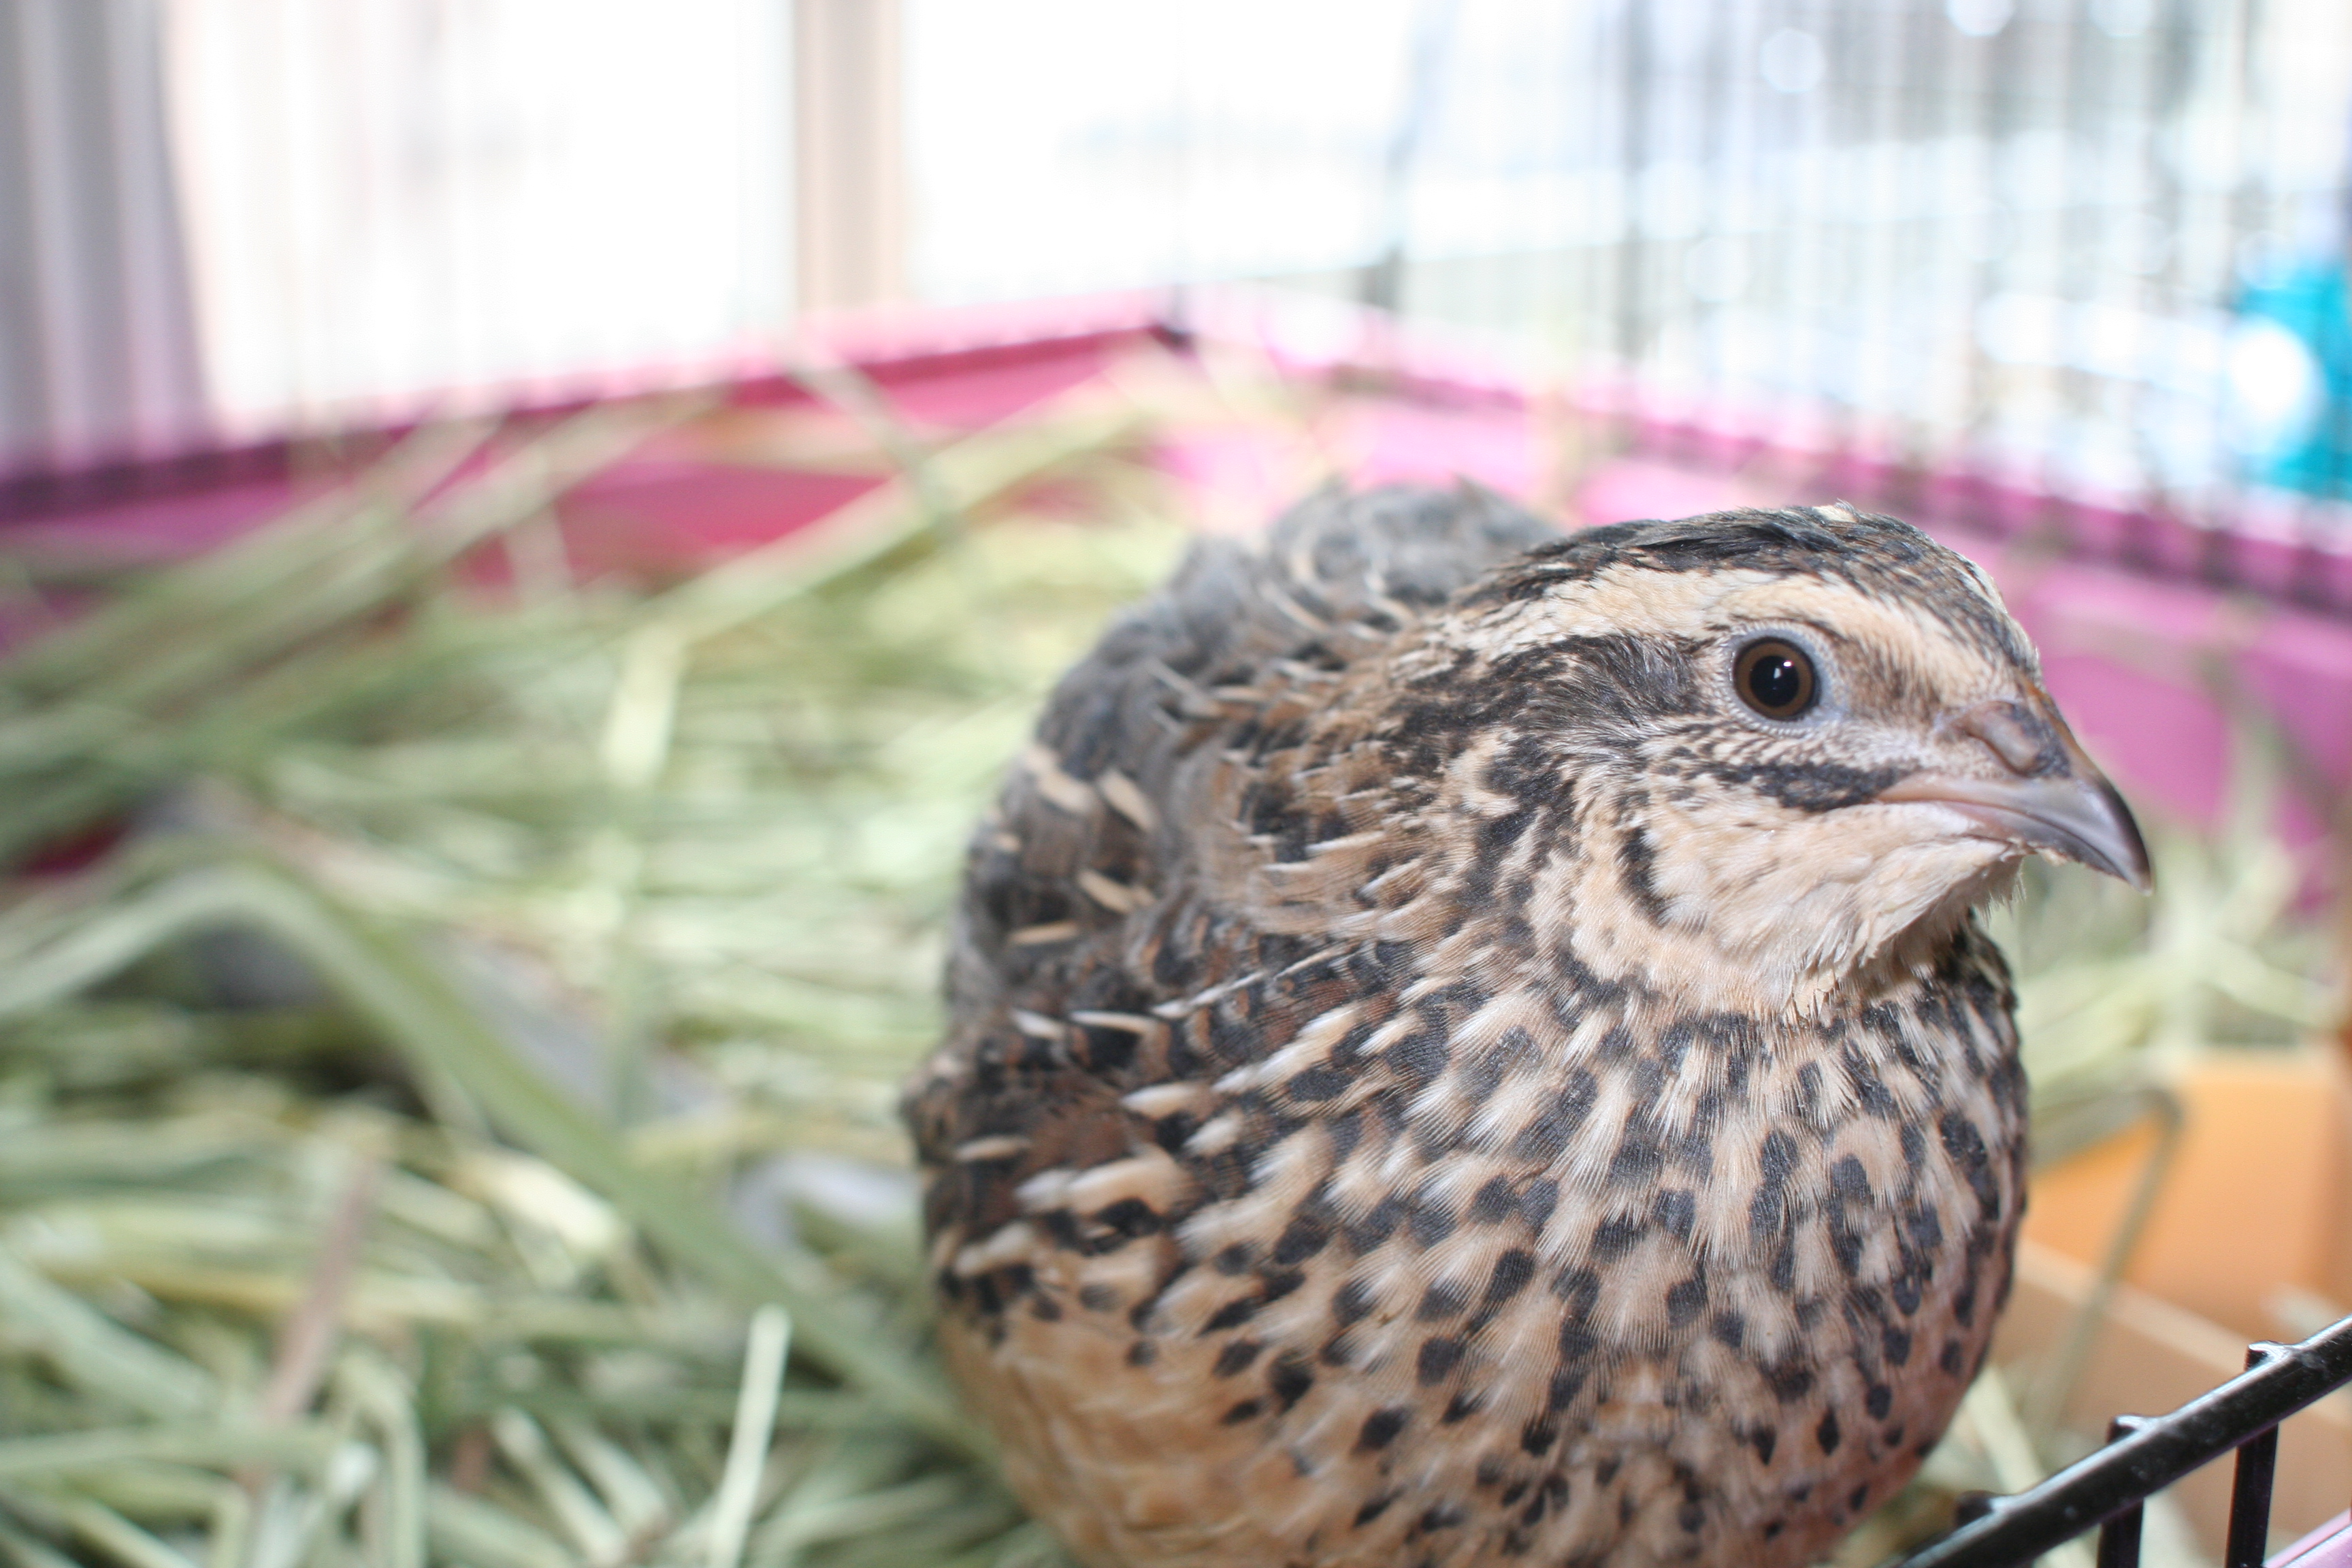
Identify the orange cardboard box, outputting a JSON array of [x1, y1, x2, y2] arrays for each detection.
[[1997, 1048, 2352, 1550]]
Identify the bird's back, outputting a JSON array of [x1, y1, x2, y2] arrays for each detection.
[[939, 482, 1558, 1029]]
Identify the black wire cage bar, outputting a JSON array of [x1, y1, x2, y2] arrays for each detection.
[[1887, 1312, 2352, 1568]]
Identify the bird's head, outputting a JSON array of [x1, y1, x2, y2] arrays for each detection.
[[1385, 503, 2149, 1014]]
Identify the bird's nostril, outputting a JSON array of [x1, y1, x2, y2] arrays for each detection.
[[1957, 701, 2057, 776]]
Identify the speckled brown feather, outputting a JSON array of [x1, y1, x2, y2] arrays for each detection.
[[906, 489, 2038, 1568]]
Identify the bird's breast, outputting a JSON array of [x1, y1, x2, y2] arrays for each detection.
[[924, 929, 2027, 1568]]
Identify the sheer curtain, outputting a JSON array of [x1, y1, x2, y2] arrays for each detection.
[[159, 0, 795, 440], [0, 0, 208, 470]]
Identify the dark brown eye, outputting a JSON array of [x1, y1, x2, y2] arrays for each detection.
[[1735, 638, 1817, 719]]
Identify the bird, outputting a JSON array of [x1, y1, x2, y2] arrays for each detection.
[[903, 486, 2150, 1568]]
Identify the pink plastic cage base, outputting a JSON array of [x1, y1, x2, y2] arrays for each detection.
[[2279, 1512, 2352, 1567], [5, 288, 2352, 869]]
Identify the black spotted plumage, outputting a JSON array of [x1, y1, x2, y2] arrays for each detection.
[[905, 485, 2147, 1568]]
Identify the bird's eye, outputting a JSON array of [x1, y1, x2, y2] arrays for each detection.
[[1735, 638, 1817, 719]]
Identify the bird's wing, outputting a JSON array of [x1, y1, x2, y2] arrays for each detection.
[[947, 482, 1558, 1015], [909, 486, 1557, 1195]]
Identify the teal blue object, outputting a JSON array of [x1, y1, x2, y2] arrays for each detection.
[[2238, 257, 2352, 497]]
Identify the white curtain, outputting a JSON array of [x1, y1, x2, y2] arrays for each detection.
[[159, 0, 794, 439], [0, 0, 208, 470]]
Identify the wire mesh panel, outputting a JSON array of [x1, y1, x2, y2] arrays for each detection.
[[1377, 0, 2352, 519], [911, 0, 2352, 526]]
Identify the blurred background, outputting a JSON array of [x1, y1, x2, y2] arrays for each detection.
[[10, 0, 2352, 507], [6, 4, 2352, 1567]]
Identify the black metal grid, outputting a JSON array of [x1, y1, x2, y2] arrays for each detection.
[[1886, 1313, 2352, 1567]]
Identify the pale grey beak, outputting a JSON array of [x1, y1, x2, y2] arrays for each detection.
[[1878, 698, 2153, 894]]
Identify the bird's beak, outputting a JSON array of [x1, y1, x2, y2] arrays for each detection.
[[1877, 698, 2153, 893]]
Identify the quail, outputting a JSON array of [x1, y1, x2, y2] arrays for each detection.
[[904, 487, 2150, 1568]]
